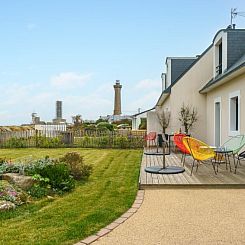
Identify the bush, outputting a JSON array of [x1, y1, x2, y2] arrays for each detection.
[[36, 136, 64, 148], [96, 122, 114, 131], [60, 152, 93, 180], [34, 163, 75, 192], [24, 158, 74, 194], [27, 185, 48, 198], [0, 162, 25, 175], [114, 136, 129, 148], [24, 158, 54, 176], [4, 137, 28, 148]]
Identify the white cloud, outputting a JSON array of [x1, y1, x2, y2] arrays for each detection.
[[50, 72, 92, 89], [134, 78, 161, 90]]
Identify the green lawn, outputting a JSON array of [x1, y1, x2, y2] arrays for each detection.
[[0, 148, 142, 245]]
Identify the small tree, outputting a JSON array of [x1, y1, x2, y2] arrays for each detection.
[[178, 104, 198, 134], [72, 115, 83, 126], [156, 108, 170, 134]]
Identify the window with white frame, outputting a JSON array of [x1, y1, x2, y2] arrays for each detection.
[[229, 91, 240, 135]]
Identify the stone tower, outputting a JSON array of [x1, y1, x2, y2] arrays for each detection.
[[113, 80, 122, 115]]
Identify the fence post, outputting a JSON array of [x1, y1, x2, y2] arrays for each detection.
[[35, 129, 38, 147]]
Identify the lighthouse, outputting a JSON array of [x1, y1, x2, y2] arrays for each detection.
[[113, 80, 122, 115]]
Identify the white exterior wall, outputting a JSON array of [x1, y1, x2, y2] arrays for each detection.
[[206, 73, 245, 146], [158, 47, 213, 141], [147, 111, 162, 134]]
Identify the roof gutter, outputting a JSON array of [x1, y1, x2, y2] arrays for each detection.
[[156, 92, 170, 106], [200, 63, 245, 93]]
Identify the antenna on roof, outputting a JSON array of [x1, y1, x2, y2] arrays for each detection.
[[230, 8, 245, 28]]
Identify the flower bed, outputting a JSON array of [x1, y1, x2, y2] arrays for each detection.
[[0, 152, 93, 209]]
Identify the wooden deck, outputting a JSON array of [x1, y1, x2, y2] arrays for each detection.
[[139, 148, 245, 189]]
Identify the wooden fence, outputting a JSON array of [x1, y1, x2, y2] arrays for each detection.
[[0, 129, 146, 149]]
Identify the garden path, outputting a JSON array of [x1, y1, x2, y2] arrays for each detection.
[[93, 189, 245, 245]]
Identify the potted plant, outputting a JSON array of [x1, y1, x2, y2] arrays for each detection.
[[156, 107, 170, 134], [178, 104, 198, 134]]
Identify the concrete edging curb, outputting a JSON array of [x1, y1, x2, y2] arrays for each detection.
[[74, 190, 145, 245]]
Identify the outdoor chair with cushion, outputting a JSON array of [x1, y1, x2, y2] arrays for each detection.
[[183, 137, 217, 175], [221, 135, 245, 173], [173, 133, 190, 166]]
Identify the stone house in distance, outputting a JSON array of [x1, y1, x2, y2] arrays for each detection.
[[147, 27, 245, 146]]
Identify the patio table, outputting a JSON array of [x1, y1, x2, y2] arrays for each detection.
[[214, 148, 233, 172], [144, 134, 185, 175]]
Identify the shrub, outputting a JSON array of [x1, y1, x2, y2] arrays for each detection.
[[27, 185, 48, 198], [36, 136, 64, 148], [24, 158, 54, 176], [114, 136, 129, 148], [96, 122, 114, 131], [24, 158, 74, 193], [60, 152, 93, 180], [0, 162, 25, 175], [98, 136, 110, 148], [4, 137, 28, 148], [34, 163, 75, 192]]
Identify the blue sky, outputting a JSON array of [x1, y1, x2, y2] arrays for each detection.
[[0, 0, 245, 125]]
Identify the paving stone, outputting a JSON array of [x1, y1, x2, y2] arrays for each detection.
[[80, 235, 99, 244], [105, 222, 120, 230], [114, 217, 127, 224], [134, 199, 143, 204], [127, 207, 138, 213], [121, 212, 133, 218], [132, 203, 141, 208], [135, 197, 144, 201], [138, 190, 144, 195], [137, 191, 145, 197], [96, 228, 111, 237], [73, 242, 86, 245]]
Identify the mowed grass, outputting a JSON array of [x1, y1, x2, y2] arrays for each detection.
[[0, 148, 142, 245]]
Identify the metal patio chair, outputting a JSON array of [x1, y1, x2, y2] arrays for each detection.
[[221, 135, 245, 173], [183, 137, 216, 176], [173, 133, 190, 166], [144, 132, 157, 148]]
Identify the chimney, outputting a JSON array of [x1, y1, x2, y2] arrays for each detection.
[[113, 80, 122, 115]]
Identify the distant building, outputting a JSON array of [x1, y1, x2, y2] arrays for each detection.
[[31, 113, 45, 125], [131, 108, 155, 130], [34, 124, 66, 131], [52, 100, 66, 124]]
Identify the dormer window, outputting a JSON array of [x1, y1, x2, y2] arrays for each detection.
[[213, 30, 227, 78], [161, 73, 166, 91], [216, 42, 222, 75]]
